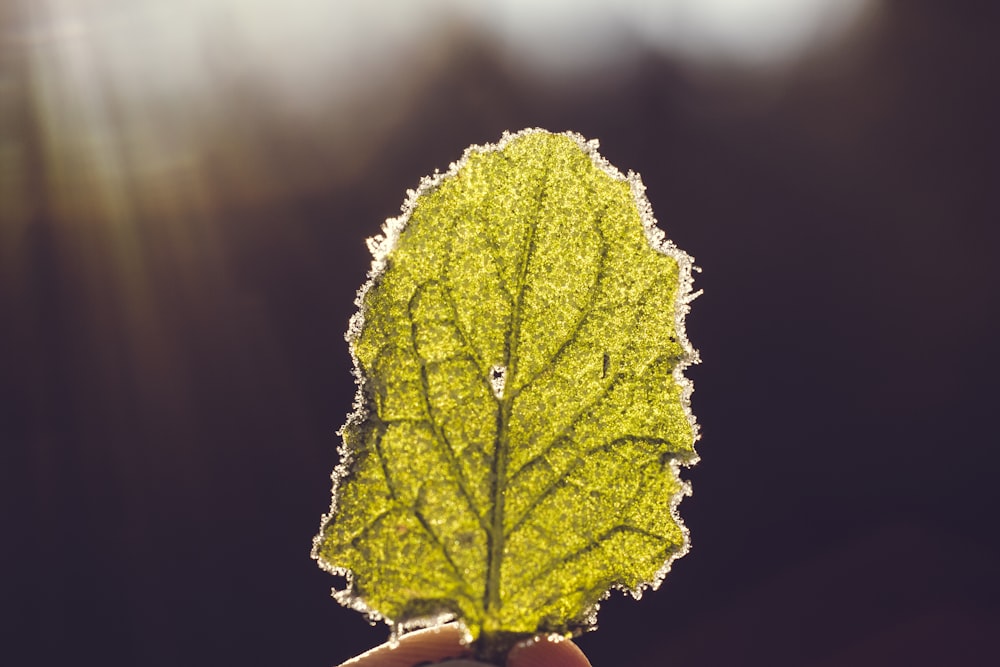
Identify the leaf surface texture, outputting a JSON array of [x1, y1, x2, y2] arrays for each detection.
[[314, 129, 698, 649]]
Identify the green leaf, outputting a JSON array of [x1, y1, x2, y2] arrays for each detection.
[[313, 129, 699, 662]]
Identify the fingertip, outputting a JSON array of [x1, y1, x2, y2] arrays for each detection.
[[506, 635, 592, 667], [339, 624, 472, 667]]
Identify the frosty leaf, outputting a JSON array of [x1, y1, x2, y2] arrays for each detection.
[[313, 129, 699, 662]]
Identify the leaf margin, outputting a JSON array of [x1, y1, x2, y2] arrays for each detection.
[[310, 127, 702, 648]]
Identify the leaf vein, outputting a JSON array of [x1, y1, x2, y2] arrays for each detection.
[[485, 145, 554, 616], [406, 297, 490, 531], [411, 504, 476, 601], [507, 208, 609, 402], [506, 436, 666, 538], [525, 525, 668, 590]]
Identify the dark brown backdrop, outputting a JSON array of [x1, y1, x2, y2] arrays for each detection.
[[2, 1, 998, 665]]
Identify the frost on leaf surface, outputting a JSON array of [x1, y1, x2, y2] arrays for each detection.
[[313, 129, 699, 660]]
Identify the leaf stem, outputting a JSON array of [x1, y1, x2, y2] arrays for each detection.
[[475, 630, 528, 665]]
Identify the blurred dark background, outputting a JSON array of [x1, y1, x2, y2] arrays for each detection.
[[2, 0, 998, 665]]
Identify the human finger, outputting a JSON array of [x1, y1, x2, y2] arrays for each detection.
[[338, 624, 471, 667], [506, 635, 592, 667]]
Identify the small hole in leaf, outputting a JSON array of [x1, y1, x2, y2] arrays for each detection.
[[489, 365, 506, 399]]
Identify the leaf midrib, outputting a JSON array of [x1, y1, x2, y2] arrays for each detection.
[[482, 151, 551, 623]]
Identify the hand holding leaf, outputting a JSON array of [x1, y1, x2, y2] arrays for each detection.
[[314, 129, 699, 664]]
